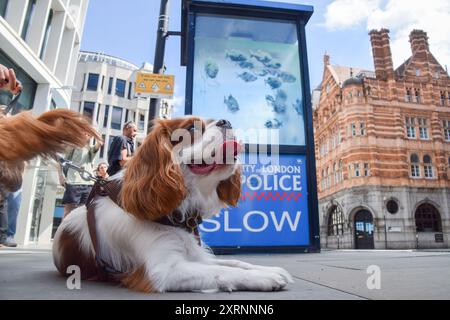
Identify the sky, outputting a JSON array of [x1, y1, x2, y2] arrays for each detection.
[[81, 0, 450, 116]]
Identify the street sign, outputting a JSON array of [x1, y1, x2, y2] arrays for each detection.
[[183, 0, 318, 253], [135, 72, 175, 99], [200, 155, 310, 247]]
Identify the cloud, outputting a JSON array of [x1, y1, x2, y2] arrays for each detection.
[[323, 0, 450, 68], [171, 95, 185, 114], [323, 0, 382, 30]]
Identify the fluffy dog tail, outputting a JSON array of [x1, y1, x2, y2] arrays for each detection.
[[0, 109, 101, 162]]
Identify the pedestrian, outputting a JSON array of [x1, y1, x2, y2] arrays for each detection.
[[58, 134, 103, 218], [107, 121, 138, 176], [95, 162, 109, 180], [5, 189, 22, 247], [0, 64, 22, 248]]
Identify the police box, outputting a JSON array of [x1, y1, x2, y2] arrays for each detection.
[[181, 0, 319, 253]]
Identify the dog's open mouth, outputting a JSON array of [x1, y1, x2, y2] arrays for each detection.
[[188, 141, 240, 175]]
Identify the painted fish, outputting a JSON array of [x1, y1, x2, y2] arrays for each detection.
[[238, 61, 254, 69], [250, 50, 272, 64], [266, 89, 288, 114], [265, 77, 282, 90], [264, 62, 282, 69], [279, 71, 297, 83], [238, 72, 258, 82], [265, 119, 283, 129], [224, 94, 240, 113], [226, 50, 248, 62], [204, 61, 219, 79], [293, 99, 302, 115], [258, 69, 269, 77]]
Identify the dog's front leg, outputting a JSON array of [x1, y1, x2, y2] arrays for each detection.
[[211, 259, 294, 284], [156, 261, 290, 292]]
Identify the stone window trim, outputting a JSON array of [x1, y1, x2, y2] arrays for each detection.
[[360, 122, 366, 136], [364, 163, 370, 177], [418, 118, 429, 140], [385, 198, 400, 215], [405, 87, 413, 103], [410, 153, 421, 178], [439, 91, 447, 107], [405, 116, 416, 139], [423, 154, 434, 179], [327, 205, 345, 237], [354, 163, 361, 178], [442, 119, 450, 142]]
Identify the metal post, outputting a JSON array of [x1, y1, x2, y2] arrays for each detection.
[[148, 0, 170, 127], [384, 214, 388, 250]]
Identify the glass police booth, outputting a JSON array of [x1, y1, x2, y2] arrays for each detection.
[[182, 0, 319, 253]]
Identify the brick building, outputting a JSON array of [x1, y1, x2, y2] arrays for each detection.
[[313, 29, 450, 249]]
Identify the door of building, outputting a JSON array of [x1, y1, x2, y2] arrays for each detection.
[[354, 210, 375, 249]]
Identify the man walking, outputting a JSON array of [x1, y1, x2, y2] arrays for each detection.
[[107, 121, 138, 176]]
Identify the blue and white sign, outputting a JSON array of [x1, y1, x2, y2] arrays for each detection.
[[200, 154, 310, 247]]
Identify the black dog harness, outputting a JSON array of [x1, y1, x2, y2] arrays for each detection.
[[85, 179, 203, 275], [58, 158, 203, 276]]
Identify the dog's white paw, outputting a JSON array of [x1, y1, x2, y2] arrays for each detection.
[[258, 266, 294, 284], [217, 270, 289, 292]]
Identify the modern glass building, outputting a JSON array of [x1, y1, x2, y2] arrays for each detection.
[[71, 51, 157, 163], [0, 0, 90, 245]]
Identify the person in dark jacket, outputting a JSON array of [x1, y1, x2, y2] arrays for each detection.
[[107, 121, 138, 176]]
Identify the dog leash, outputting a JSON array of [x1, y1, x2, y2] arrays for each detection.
[[57, 155, 99, 183]]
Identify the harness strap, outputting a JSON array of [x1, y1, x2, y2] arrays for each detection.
[[85, 178, 203, 276], [85, 180, 124, 276]]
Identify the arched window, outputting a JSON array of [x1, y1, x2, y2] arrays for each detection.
[[424, 155, 433, 178], [415, 89, 421, 103], [415, 204, 442, 232], [327, 206, 345, 236], [411, 154, 420, 177]]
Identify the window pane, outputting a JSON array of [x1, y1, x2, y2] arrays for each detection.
[[128, 82, 133, 99], [108, 77, 113, 94], [39, 9, 53, 60], [87, 73, 99, 91], [103, 105, 109, 128], [0, 49, 37, 113], [111, 106, 123, 130], [138, 113, 145, 131], [0, 0, 8, 18], [115, 79, 126, 97], [83, 101, 95, 122], [192, 14, 304, 146], [21, 0, 36, 40]]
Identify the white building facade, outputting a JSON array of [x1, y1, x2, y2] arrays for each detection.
[[71, 51, 154, 163], [0, 0, 89, 245]]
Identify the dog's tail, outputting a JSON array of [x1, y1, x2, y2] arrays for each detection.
[[0, 109, 101, 162]]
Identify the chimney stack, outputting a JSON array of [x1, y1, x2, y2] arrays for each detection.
[[409, 29, 429, 56], [369, 29, 394, 80], [324, 53, 330, 66]]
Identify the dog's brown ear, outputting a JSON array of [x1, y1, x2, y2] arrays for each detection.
[[217, 167, 242, 207], [121, 120, 186, 220]]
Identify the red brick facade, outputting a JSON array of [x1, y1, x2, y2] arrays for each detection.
[[314, 29, 450, 249]]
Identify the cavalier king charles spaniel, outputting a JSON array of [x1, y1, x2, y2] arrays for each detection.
[[52, 117, 293, 293]]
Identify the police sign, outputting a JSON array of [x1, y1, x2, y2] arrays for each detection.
[[183, 0, 319, 253]]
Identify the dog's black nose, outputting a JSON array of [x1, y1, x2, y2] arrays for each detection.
[[216, 119, 232, 129]]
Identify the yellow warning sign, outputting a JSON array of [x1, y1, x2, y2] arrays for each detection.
[[135, 73, 175, 99]]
